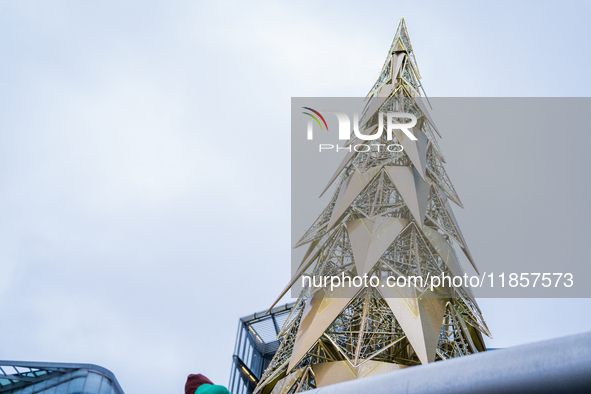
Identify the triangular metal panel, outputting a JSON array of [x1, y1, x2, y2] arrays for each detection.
[[444, 200, 479, 274], [288, 286, 361, 372], [422, 226, 476, 302], [311, 360, 407, 389], [425, 183, 465, 246], [270, 368, 304, 394], [426, 146, 463, 208], [379, 284, 445, 365], [395, 128, 428, 181], [378, 84, 394, 98], [345, 217, 408, 276], [390, 52, 405, 82], [414, 96, 441, 138], [361, 53, 406, 126], [393, 39, 406, 52], [380, 83, 395, 97], [366, 18, 420, 99], [360, 96, 386, 128], [385, 166, 429, 225], [319, 150, 357, 198], [311, 361, 357, 388], [327, 167, 382, 230]]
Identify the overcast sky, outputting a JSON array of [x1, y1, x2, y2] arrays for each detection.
[[1, 1, 591, 393]]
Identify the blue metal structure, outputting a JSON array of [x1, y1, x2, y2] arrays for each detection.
[[229, 303, 295, 394], [0, 361, 124, 394]]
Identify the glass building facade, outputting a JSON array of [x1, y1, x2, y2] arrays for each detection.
[[228, 303, 295, 394], [0, 361, 124, 394]]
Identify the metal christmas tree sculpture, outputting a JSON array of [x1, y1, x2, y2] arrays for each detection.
[[255, 18, 491, 394]]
